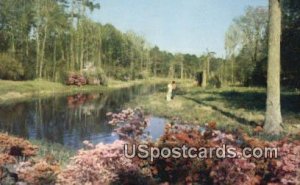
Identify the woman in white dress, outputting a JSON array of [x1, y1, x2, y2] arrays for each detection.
[[166, 82, 173, 101]]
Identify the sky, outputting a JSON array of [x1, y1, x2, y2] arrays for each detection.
[[89, 0, 268, 57]]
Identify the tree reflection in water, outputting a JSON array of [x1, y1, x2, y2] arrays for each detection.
[[0, 84, 165, 149]]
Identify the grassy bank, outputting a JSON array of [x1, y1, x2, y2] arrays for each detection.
[[0, 78, 169, 104], [126, 82, 300, 136]]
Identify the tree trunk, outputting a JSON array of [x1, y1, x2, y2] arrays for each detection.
[[168, 63, 174, 78], [80, 30, 84, 73], [39, 25, 47, 78], [231, 57, 234, 84], [146, 51, 150, 75], [69, 0, 75, 71], [25, 35, 29, 57], [264, 0, 283, 134], [98, 49, 102, 68], [181, 61, 184, 79], [130, 47, 134, 79], [36, 28, 40, 77], [76, 32, 80, 70], [202, 70, 207, 88], [153, 54, 157, 77], [52, 36, 57, 81], [70, 32, 75, 71], [140, 50, 144, 72], [223, 59, 226, 86], [154, 63, 157, 77], [254, 31, 259, 63], [207, 56, 210, 78], [79, 0, 86, 73], [98, 29, 102, 68], [10, 35, 16, 56]]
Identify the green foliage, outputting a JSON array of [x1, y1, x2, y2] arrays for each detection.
[[137, 70, 150, 79], [208, 75, 222, 88], [281, 0, 300, 88], [0, 1, 298, 88], [0, 53, 24, 80], [110, 67, 130, 81], [84, 67, 108, 86], [96, 68, 108, 86], [225, 6, 268, 86], [251, 57, 267, 86]]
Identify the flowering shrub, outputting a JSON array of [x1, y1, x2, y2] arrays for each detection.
[[106, 108, 150, 141], [0, 134, 56, 185], [0, 133, 38, 158], [0, 109, 299, 184], [16, 160, 60, 185], [66, 72, 87, 86], [105, 109, 300, 185], [0, 154, 17, 166], [155, 125, 296, 184], [210, 158, 259, 185], [148, 122, 226, 184], [57, 140, 139, 185], [267, 141, 300, 184], [209, 138, 300, 185]]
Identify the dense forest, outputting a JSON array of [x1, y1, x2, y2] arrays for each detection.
[[0, 0, 299, 88]]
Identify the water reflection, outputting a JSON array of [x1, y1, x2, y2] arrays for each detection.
[[0, 84, 166, 149]]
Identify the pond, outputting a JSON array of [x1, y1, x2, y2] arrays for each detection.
[[0, 84, 167, 149]]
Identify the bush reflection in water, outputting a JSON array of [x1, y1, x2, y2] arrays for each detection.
[[0, 84, 165, 149]]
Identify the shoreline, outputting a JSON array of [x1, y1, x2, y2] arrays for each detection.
[[0, 78, 170, 104]]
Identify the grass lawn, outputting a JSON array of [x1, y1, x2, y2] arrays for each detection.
[[126, 81, 300, 137]]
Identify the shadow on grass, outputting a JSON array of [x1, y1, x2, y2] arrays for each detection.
[[187, 89, 300, 114], [215, 91, 266, 111], [181, 88, 300, 128], [182, 96, 258, 127], [216, 91, 300, 113]]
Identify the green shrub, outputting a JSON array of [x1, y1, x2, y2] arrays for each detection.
[[83, 67, 108, 86], [208, 75, 221, 88], [0, 53, 24, 80], [95, 68, 108, 86], [137, 70, 150, 79], [112, 67, 130, 81]]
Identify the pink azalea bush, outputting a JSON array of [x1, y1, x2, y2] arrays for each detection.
[[209, 139, 300, 185], [106, 108, 150, 141], [16, 160, 60, 184], [104, 109, 300, 185], [210, 157, 260, 185], [56, 140, 139, 185], [268, 142, 300, 184], [1, 108, 299, 185]]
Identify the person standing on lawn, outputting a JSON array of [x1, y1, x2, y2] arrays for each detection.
[[166, 81, 173, 101], [166, 81, 176, 101]]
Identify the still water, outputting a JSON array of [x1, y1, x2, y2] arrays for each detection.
[[0, 84, 166, 149]]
